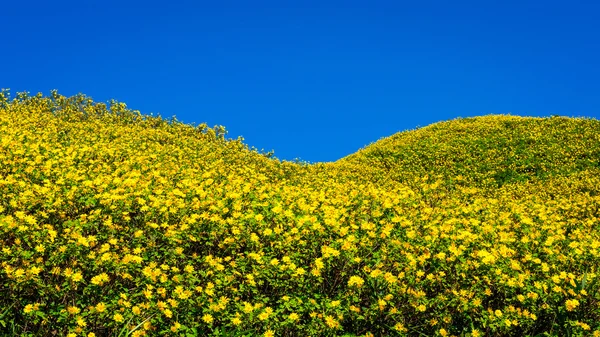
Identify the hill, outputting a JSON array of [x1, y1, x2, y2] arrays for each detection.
[[1, 91, 599, 337], [337, 115, 600, 188]]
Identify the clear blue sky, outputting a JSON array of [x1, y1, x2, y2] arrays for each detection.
[[2, 1, 599, 163]]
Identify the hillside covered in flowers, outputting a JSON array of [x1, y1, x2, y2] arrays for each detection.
[[1, 91, 599, 337]]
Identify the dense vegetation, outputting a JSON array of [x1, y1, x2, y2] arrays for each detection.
[[1, 91, 599, 337]]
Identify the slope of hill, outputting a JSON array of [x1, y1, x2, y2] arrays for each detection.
[[337, 115, 600, 188], [1, 91, 599, 337]]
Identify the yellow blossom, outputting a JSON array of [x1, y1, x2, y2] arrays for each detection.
[[132, 306, 141, 315], [565, 299, 580, 311], [325, 315, 340, 329], [113, 313, 124, 322], [67, 306, 81, 315], [202, 314, 213, 324], [71, 272, 83, 282], [23, 304, 34, 314], [348, 276, 364, 287], [170, 322, 181, 332]]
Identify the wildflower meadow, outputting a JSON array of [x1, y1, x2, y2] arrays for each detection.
[[1, 91, 599, 336]]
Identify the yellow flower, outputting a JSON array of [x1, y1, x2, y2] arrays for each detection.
[[394, 323, 406, 332], [71, 272, 83, 282], [113, 313, 124, 322], [95, 302, 106, 313], [348, 276, 364, 287], [67, 306, 81, 315], [288, 313, 299, 321], [565, 299, 580, 311], [143, 321, 152, 331], [202, 314, 213, 324], [231, 317, 242, 325], [325, 315, 340, 329], [263, 330, 274, 337], [28, 266, 42, 276], [88, 333, 96, 337], [370, 269, 382, 278], [170, 322, 181, 332], [258, 311, 270, 321], [243, 302, 254, 313], [439, 328, 448, 337], [23, 304, 34, 314], [91, 273, 109, 286]]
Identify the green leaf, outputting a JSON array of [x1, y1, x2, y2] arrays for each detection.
[[579, 272, 588, 291]]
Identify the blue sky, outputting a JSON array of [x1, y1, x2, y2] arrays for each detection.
[[2, 1, 599, 163]]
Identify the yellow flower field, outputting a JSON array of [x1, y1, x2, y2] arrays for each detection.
[[1, 90, 599, 336]]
